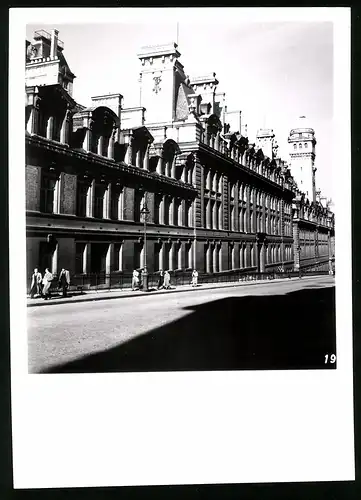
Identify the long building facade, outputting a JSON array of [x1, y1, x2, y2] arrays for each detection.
[[25, 29, 335, 284]]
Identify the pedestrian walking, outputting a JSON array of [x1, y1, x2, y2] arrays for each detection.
[[139, 268, 144, 290], [58, 268, 70, 297], [163, 270, 171, 290], [132, 269, 140, 290], [30, 268, 42, 298], [191, 269, 198, 287], [42, 268, 53, 300], [157, 270, 164, 290]]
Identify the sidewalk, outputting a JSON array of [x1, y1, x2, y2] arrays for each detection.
[[26, 275, 331, 308]]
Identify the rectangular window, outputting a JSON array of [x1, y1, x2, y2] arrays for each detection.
[[77, 181, 89, 217], [94, 184, 105, 219], [40, 173, 58, 214]]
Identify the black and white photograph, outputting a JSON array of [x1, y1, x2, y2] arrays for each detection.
[[9, 6, 354, 489]]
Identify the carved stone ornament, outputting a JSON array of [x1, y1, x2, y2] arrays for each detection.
[[153, 76, 162, 94]]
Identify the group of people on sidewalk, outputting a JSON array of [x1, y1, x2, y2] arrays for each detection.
[[29, 267, 70, 300], [131, 269, 199, 291]]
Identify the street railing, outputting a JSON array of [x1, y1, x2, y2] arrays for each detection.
[[27, 267, 332, 294]]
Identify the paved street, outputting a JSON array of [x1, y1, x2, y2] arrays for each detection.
[[28, 276, 336, 373]]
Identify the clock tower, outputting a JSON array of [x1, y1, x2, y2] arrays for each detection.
[[288, 116, 317, 202]]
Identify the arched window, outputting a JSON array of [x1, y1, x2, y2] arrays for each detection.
[[293, 143, 297, 150], [299, 143, 302, 149], [304, 142, 308, 148]]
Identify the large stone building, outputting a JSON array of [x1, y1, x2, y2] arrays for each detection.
[[25, 28, 335, 284]]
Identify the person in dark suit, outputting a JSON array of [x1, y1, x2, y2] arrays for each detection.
[[58, 268, 70, 297]]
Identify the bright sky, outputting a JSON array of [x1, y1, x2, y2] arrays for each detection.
[[26, 20, 334, 202]]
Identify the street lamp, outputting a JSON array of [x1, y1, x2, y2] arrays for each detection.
[[140, 201, 150, 292]]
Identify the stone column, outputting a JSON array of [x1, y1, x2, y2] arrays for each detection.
[[136, 149, 143, 169], [156, 156, 163, 175], [125, 136, 134, 165], [206, 199, 211, 229], [107, 131, 115, 160], [169, 198, 175, 225], [82, 127, 91, 152], [159, 242, 164, 271], [206, 243, 212, 273], [26, 96, 41, 134], [84, 243, 91, 273], [53, 176, 60, 214], [160, 195, 165, 224], [105, 243, 114, 285], [60, 109, 70, 144], [51, 243, 58, 276], [169, 241, 174, 270], [46, 116, 54, 140], [97, 135, 103, 156], [144, 144, 150, 170], [104, 183, 111, 219], [86, 180, 94, 217], [171, 156, 177, 178]]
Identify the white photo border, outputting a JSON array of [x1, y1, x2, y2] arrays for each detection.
[[9, 7, 353, 488]]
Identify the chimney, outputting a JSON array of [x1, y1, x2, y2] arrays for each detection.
[[50, 29, 59, 59]]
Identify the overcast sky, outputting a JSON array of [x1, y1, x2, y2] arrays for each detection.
[[26, 21, 334, 202]]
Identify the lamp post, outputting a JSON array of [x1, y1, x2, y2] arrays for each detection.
[[140, 201, 150, 292]]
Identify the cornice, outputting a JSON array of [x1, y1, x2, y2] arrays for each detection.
[[26, 134, 197, 193]]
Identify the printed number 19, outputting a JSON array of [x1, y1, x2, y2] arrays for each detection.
[[325, 354, 336, 364]]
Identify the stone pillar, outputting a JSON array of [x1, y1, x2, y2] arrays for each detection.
[[169, 241, 174, 270], [156, 156, 163, 175], [181, 164, 187, 183], [206, 243, 212, 273], [53, 176, 60, 214], [169, 197, 176, 226], [160, 195, 165, 224], [144, 144, 150, 170], [26, 96, 41, 134], [206, 199, 211, 229], [46, 116, 54, 140], [136, 149, 143, 169], [51, 243, 58, 276], [97, 135, 103, 156], [171, 156, 176, 178], [104, 183, 111, 219], [84, 243, 91, 273], [60, 110, 70, 144], [86, 180, 94, 217], [107, 131, 115, 160], [125, 136, 134, 165], [105, 243, 114, 285], [82, 128, 91, 152]]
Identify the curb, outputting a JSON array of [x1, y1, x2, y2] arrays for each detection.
[[26, 275, 330, 308]]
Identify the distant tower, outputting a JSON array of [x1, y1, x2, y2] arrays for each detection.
[[288, 116, 317, 202]]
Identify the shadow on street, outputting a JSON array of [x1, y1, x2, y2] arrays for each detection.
[[41, 286, 336, 373]]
